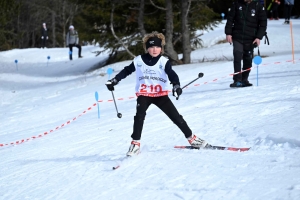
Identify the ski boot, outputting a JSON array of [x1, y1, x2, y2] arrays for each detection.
[[126, 140, 140, 157], [230, 81, 243, 88], [187, 134, 209, 149]]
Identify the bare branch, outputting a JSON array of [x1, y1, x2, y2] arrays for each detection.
[[186, 0, 191, 18], [110, 3, 136, 58], [173, 34, 182, 46], [193, 32, 204, 39], [149, 0, 166, 10]]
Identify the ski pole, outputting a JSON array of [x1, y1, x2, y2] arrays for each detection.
[[181, 72, 204, 90], [111, 91, 122, 118], [176, 72, 204, 100]]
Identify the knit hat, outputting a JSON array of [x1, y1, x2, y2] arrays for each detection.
[[142, 31, 165, 54], [145, 36, 162, 49], [69, 25, 74, 29]]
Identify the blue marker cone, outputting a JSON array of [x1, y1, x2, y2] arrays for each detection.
[[221, 13, 225, 20], [253, 56, 262, 86], [95, 91, 100, 119], [47, 56, 50, 67], [107, 68, 114, 80], [14, 59, 18, 71]]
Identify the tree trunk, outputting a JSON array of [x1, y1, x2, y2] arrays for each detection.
[[181, 0, 191, 64], [164, 0, 180, 64], [52, 11, 56, 47], [63, 0, 66, 47], [138, 0, 146, 37], [32, 31, 35, 47]]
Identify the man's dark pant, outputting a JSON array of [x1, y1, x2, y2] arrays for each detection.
[[131, 95, 192, 140], [69, 44, 82, 60], [284, 4, 293, 21], [41, 38, 47, 48], [233, 40, 254, 82]]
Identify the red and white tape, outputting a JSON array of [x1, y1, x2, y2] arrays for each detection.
[[1, 58, 298, 147], [0, 104, 97, 147]]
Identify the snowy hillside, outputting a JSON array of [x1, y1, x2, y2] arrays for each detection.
[[1, 20, 300, 200]]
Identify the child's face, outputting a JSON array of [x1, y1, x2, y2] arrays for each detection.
[[147, 46, 161, 57]]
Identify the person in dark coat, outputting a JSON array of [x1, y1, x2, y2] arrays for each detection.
[[105, 31, 210, 156], [259, 0, 265, 6], [66, 25, 83, 60], [225, 0, 267, 87], [41, 23, 48, 49], [268, 0, 281, 20], [284, 0, 294, 24]]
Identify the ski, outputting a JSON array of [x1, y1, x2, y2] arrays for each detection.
[[174, 145, 250, 152], [112, 156, 131, 170], [112, 165, 120, 170], [113, 147, 143, 170], [112, 153, 141, 170]]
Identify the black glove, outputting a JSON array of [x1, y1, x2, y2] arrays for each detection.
[[172, 84, 182, 99], [105, 78, 119, 91]]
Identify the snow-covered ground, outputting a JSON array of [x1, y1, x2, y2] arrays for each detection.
[[1, 20, 300, 200]]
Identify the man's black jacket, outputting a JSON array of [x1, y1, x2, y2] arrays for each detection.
[[225, 0, 267, 44], [41, 28, 48, 38]]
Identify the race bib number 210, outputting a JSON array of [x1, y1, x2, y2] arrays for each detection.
[[139, 84, 163, 93]]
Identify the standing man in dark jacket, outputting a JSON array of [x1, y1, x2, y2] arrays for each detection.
[[66, 25, 83, 60], [41, 23, 48, 49], [225, 0, 267, 87]]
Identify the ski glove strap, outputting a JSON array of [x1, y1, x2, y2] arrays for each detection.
[[173, 84, 182, 99], [105, 78, 119, 91]]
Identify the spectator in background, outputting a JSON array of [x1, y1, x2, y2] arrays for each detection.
[[284, 0, 294, 24], [41, 23, 48, 49], [260, 0, 265, 6], [66, 25, 83, 60], [225, 0, 267, 87], [268, 0, 281, 20]]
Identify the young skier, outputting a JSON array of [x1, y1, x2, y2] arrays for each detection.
[[105, 31, 210, 156]]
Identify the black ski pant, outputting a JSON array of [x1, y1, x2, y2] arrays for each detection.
[[69, 44, 82, 60], [41, 38, 47, 48], [131, 95, 192, 140], [232, 40, 254, 82]]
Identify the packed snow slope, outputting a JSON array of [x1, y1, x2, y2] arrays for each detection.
[[0, 20, 300, 200]]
